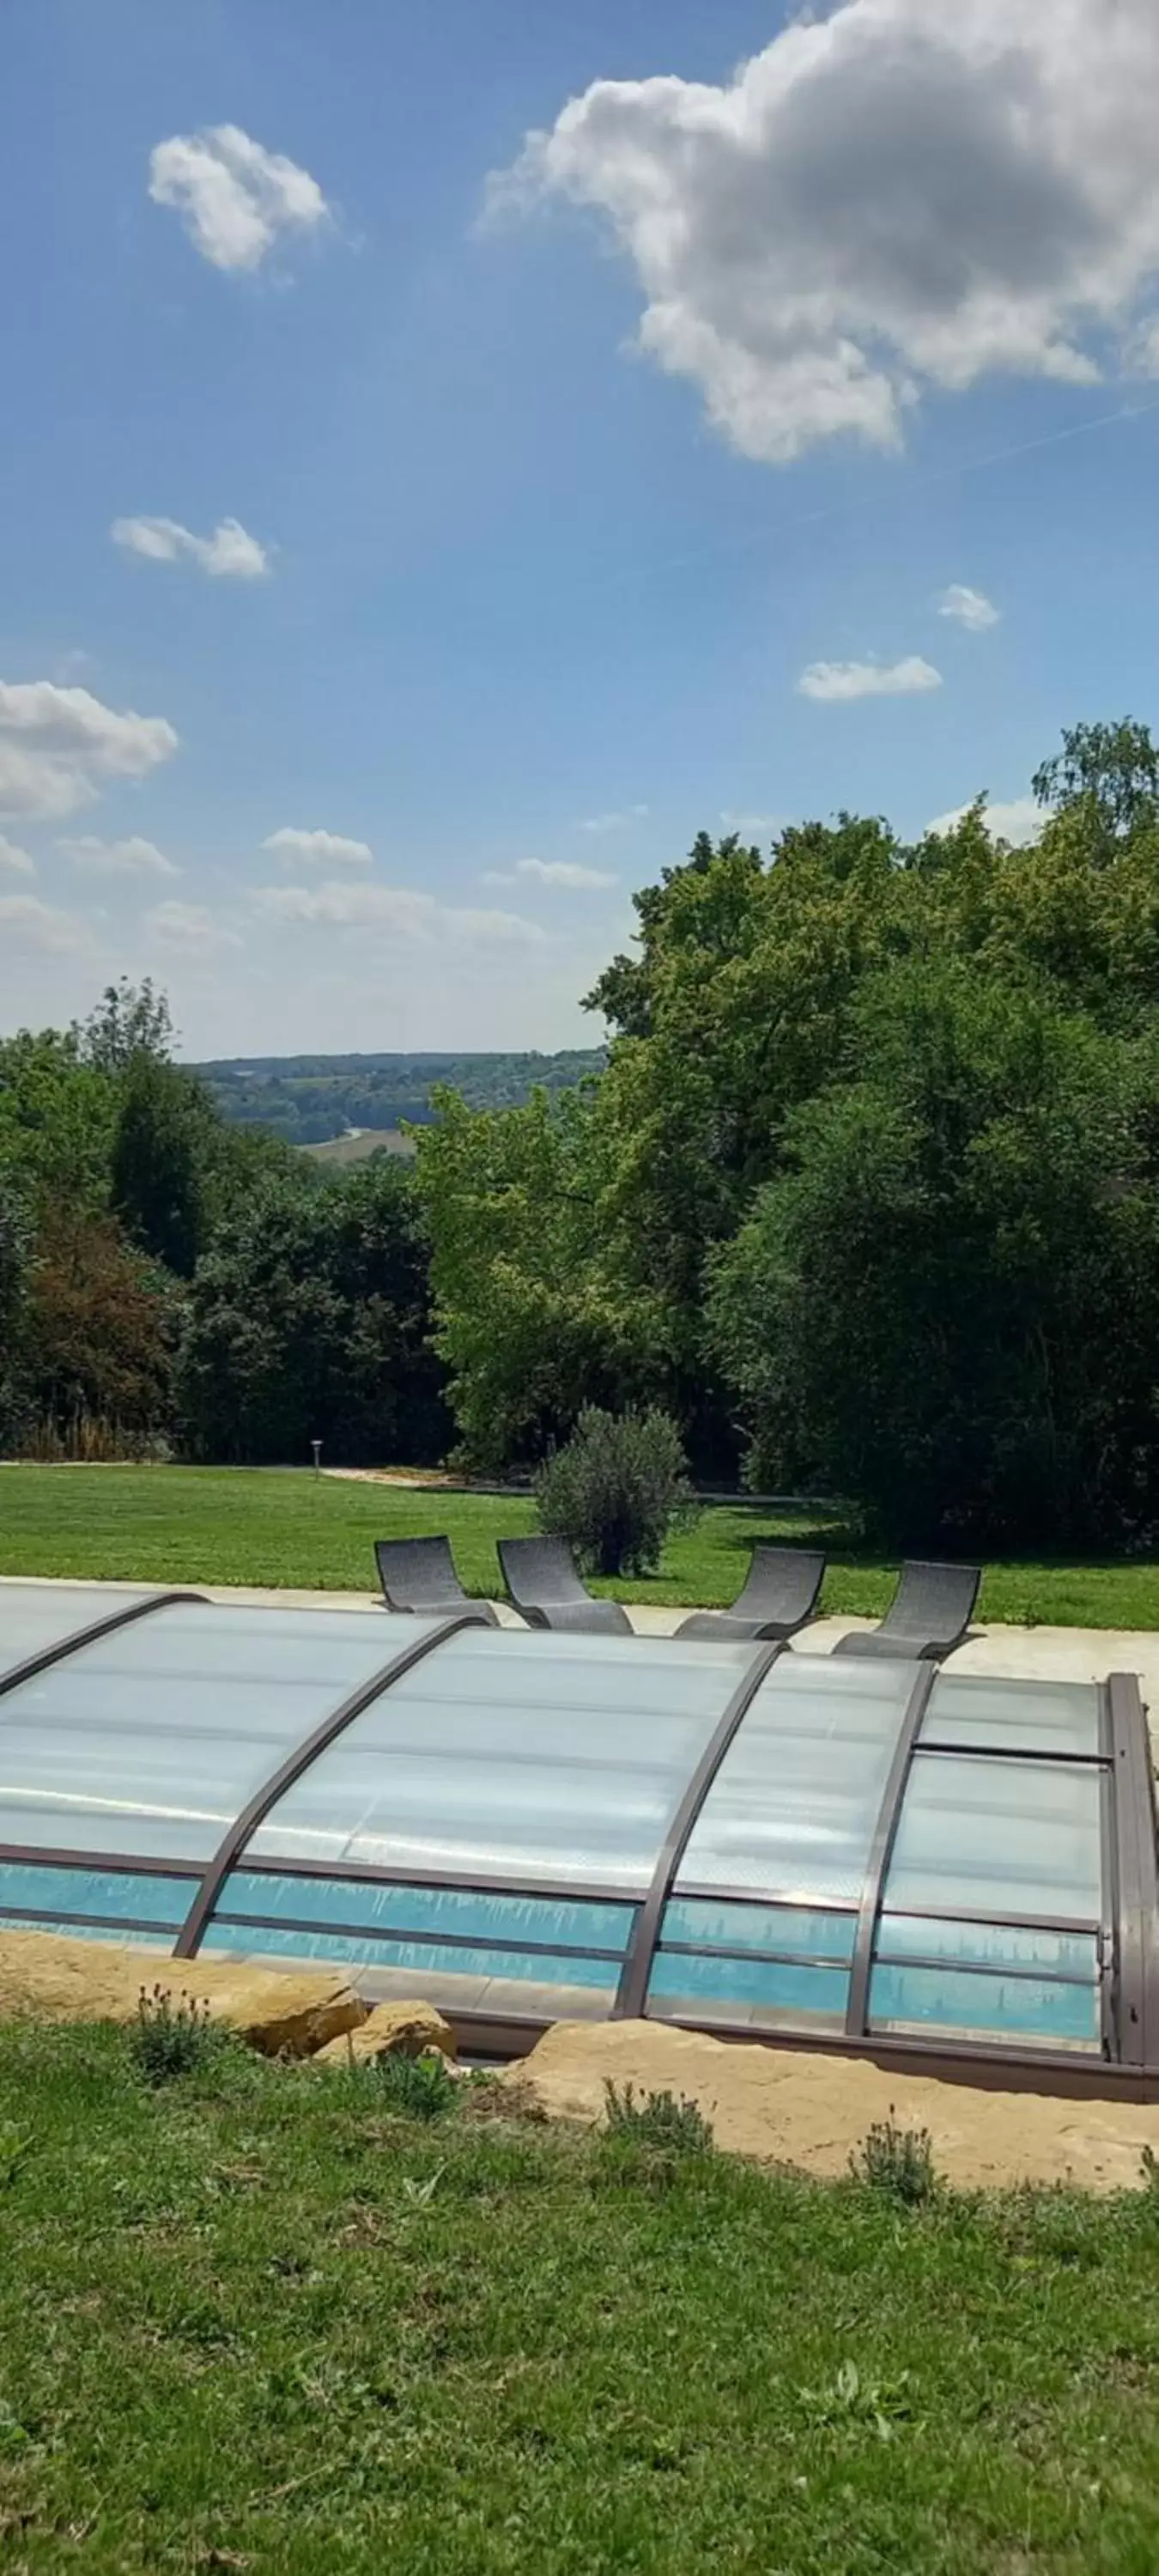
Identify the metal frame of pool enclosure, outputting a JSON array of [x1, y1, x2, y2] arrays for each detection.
[[1, 1585, 1157, 2092]]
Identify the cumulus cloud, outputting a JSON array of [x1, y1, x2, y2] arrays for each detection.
[[494, 0, 1159, 462], [798, 655, 942, 702], [58, 835, 179, 878], [938, 582, 1000, 630], [112, 516, 269, 579], [720, 809, 781, 835], [253, 878, 548, 947], [581, 805, 648, 833], [149, 124, 330, 272], [145, 900, 241, 954], [485, 858, 617, 890], [0, 894, 88, 953], [262, 827, 373, 869], [0, 681, 178, 821], [0, 835, 34, 877], [927, 792, 1042, 842]]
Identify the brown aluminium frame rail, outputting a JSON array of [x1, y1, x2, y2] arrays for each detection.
[[173, 1609, 487, 1959], [0, 1589, 209, 1704]]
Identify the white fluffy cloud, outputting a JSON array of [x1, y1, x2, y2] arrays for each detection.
[[262, 827, 373, 869], [927, 793, 1042, 842], [112, 516, 269, 579], [253, 879, 548, 947], [145, 900, 241, 954], [58, 835, 179, 878], [938, 583, 1000, 630], [495, 0, 1159, 462], [149, 125, 330, 272], [0, 894, 88, 953], [581, 805, 648, 833], [0, 681, 178, 821], [485, 858, 616, 890], [0, 835, 34, 877], [798, 655, 942, 702]]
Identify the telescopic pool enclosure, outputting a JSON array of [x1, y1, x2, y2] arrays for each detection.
[[1, 1584, 1157, 2087]]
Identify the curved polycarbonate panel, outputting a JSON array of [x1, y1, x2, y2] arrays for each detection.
[[0, 1859, 193, 1931], [200, 1917, 622, 1991], [875, 1917, 1098, 1974], [883, 1752, 1103, 1922], [647, 1952, 849, 2027], [675, 1655, 914, 1906], [658, 1896, 856, 1963], [921, 1674, 1101, 1759], [0, 1583, 157, 1680], [247, 1627, 756, 1893], [0, 1603, 434, 1864], [216, 1869, 636, 1957], [868, 1959, 1101, 2052]]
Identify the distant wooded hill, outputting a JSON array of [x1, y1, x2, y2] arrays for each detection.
[[192, 1049, 605, 1147]]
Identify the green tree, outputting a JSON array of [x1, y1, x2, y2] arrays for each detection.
[[76, 977, 173, 1073], [412, 1085, 662, 1471], [709, 961, 1159, 1547], [178, 1160, 448, 1466], [110, 1057, 211, 1279]]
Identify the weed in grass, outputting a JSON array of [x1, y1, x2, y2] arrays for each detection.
[[602, 2080, 715, 2154], [130, 1984, 230, 2086], [371, 2047, 458, 2121], [798, 2358, 918, 2444], [851, 2112, 938, 2204]]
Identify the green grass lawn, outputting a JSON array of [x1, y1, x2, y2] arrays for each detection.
[[1, 1462, 1157, 1627], [1, 2020, 1158, 2573]]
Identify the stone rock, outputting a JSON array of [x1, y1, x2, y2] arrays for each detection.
[[0, 1928, 366, 2058], [313, 2000, 457, 2066], [501, 2019, 1159, 2195]]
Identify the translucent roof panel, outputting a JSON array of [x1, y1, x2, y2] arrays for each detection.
[[247, 1626, 757, 1894], [675, 1654, 915, 1906], [883, 1751, 1103, 1923], [920, 1674, 1101, 1759], [0, 1584, 157, 1682], [0, 1602, 435, 1865]]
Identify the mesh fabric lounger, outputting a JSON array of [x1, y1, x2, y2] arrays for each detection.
[[832, 1558, 980, 1661], [498, 1536, 634, 1635], [676, 1546, 826, 1642], [373, 1535, 498, 1624]]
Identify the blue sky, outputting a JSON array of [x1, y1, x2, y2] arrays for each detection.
[[3, 0, 1158, 1056]]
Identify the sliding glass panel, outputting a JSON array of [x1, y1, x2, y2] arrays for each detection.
[[868, 1960, 1101, 2051], [648, 1950, 849, 2025], [0, 1860, 192, 1929], [0, 1584, 156, 1680], [660, 1896, 856, 1962], [884, 1753, 1103, 1921], [0, 1604, 435, 1864], [921, 1674, 1101, 1759], [875, 1918, 1098, 1977], [676, 1656, 913, 1905], [217, 1870, 635, 1956], [199, 1917, 621, 1990], [250, 1628, 755, 1894]]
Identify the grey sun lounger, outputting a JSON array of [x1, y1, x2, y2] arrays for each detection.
[[498, 1536, 634, 1635], [373, 1535, 498, 1624], [832, 1558, 980, 1661], [676, 1546, 827, 1643]]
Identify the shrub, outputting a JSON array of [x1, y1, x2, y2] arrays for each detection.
[[603, 2081, 715, 2154], [535, 1406, 698, 1577], [372, 2048, 458, 2121], [130, 1985, 229, 2086], [851, 2114, 937, 2205]]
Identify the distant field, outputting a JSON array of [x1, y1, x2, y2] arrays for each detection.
[[1, 1465, 1158, 1625], [303, 1128, 414, 1166]]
